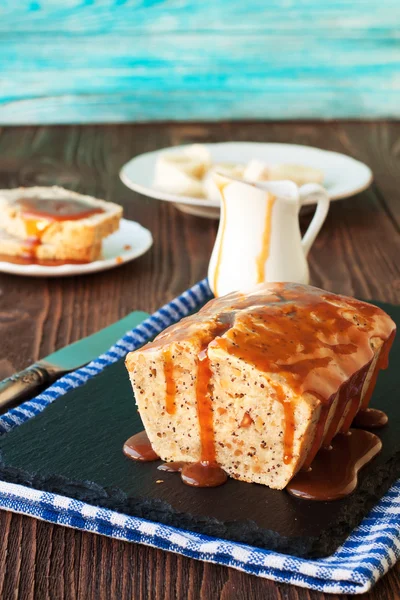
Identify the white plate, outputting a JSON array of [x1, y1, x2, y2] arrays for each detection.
[[0, 219, 153, 277], [120, 142, 373, 218]]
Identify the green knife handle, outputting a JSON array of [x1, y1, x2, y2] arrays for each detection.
[[0, 364, 52, 414]]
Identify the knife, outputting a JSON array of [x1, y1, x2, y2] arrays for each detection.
[[0, 310, 149, 414]]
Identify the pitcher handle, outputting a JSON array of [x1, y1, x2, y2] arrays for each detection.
[[299, 184, 330, 257]]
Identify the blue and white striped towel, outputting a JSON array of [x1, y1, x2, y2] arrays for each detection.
[[0, 279, 399, 595]]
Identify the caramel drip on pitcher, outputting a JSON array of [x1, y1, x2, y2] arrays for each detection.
[[255, 194, 275, 284], [212, 194, 227, 297]]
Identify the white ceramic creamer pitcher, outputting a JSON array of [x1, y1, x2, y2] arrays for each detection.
[[208, 175, 330, 297]]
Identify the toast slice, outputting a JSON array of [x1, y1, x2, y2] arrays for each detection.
[[0, 186, 122, 247], [0, 229, 102, 263], [125, 283, 396, 490]]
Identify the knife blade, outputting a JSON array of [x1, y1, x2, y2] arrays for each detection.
[[0, 310, 149, 413]]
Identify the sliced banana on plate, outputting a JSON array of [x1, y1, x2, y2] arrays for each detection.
[[154, 145, 324, 200], [153, 145, 211, 197], [243, 159, 324, 186]]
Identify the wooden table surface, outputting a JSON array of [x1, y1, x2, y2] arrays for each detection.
[[0, 122, 399, 599]]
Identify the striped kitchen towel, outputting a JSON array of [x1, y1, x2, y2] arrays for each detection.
[[0, 279, 399, 595]]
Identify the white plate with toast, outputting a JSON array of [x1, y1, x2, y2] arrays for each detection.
[[120, 142, 373, 219], [0, 219, 153, 277]]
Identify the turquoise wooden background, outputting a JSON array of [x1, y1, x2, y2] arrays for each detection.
[[0, 1, 399, 124]]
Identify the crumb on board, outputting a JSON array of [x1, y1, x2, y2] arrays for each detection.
[[124, 244, 132, 251], [116, 256, 123, 264], [156, 479, 164, 484]]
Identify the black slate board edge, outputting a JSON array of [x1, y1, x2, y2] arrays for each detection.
[[1, 445, 399, 559]]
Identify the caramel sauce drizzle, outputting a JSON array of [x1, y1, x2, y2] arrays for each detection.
[[123, 431, 160, 462], [361, 329, 395, 410], [22, 218, 51, 262], [339, 364, 371, 434], [303, 403, 330, 470], [191, 321, 232, 469], [322, 363, 370, 450], [16, 197, 104, 222], [255, 194, 275, 284], [160, 321, 231, 486], [196, 353, 216, 462], [352, 408, 388, 429], [158, 461, 186, 473], [163, 348, 177, 415]]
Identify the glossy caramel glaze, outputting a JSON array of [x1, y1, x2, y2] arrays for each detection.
[[353, 408, 388, 429], [157, 459, 228, 487], [180, 462, 228, 487], [15, 197, 104, 222], [157, 459, 227, 487], [123, 431, 160, 462], [361, 330, 395, 410], [157, 461, 186, 473], [136, 283, 396, 490], [287, 429, 382, 500]]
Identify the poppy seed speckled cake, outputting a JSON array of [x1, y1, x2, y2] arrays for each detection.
[[125, 283, 396, 490]]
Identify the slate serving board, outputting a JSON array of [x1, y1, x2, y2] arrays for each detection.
[[0, 301, 399, 559]]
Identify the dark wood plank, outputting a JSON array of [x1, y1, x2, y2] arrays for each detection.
[[0, 122, 399, 599], [328, 121, 400, 231]]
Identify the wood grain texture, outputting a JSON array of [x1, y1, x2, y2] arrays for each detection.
[[0, 121, 399, 597], [1, 1, 400, 123]]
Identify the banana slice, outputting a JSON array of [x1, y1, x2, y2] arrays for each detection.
[[243, 160, 324, 186], [268, 164, 324, 186], [154, 143, 325, 200], [154, 145, 211, 197], [243, 159, 271, 181], [184, 144, 212, 175]]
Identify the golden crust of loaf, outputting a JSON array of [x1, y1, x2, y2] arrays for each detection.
[[0, 229, 102, 262], [0, 186, 122, 246], [125, 283, 396, 490]]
